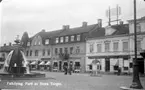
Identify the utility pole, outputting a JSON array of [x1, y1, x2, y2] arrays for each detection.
[[130, 0, 143, 89]]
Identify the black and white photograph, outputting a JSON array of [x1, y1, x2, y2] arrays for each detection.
[[0, 0, 145, 90]]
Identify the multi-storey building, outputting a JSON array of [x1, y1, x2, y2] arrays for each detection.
[[128, 16, 145, 74], [22, 20, 101, 72], [86, 16, 145, 74]]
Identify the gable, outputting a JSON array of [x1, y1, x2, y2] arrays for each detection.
[[105, 26, 116, 36]]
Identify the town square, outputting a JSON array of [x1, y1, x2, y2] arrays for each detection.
[[0, 0, 145, 90]]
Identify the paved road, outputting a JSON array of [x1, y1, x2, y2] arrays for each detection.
[[0, 71, 145, 90]]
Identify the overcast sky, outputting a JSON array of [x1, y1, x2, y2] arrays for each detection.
[[0, 0, 145, 46]]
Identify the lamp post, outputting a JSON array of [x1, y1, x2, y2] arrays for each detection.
[[130, 0, 143, 89]]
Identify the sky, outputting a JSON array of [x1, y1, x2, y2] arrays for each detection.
[[0, 0, 145, 46]]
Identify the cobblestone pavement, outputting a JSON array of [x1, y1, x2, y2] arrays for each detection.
[[0, 71, 145, 90]]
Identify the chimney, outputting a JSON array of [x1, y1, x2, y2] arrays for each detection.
[[42, 29, 45, 32], [98, 19, 102, 28], [9, 42, 12, 46], [63, 25, 69, 30], [82, 22, 87, 27], [4, 43, 6, 46], [119, 21, 123, 25]]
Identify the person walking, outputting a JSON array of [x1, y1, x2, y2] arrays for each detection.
[[68, 62, 73, 75], [63, 64, 68, 75]]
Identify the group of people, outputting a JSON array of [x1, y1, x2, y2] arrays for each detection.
[[63, 62, 73, 75]]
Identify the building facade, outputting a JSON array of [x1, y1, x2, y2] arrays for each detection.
[[22, 20, 101, 72], [86, 17, 145, 74]]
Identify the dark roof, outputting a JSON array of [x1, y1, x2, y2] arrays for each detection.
[[111, 24, 129, 35], [57, 24, 98, 36], [87, 27, 105, 38], [88, 24, 129, 39], [29, 29, 63, 43]]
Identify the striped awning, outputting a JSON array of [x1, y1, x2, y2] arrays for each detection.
[[45, 61, 50, 65], [39, 61, 45, 65], [30, 61, 37, 65]]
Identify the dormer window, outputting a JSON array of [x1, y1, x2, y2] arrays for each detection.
[[45, 39, 49, 45], [65, 36, 69, 42], [27, 42, 30, 46], [77, 34, 81, 41], [71, 35, 74, 42], [56, 38, 59, 44], [60, 37, 64, 43], [38, 41, 41, 45]]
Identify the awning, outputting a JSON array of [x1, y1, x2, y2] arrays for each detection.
[[45, 61, 50, 65], [115, 60, 119, 66], [39, 61, 45, 65], [92, 59, 100, 64], [30, 61, 37, 65]]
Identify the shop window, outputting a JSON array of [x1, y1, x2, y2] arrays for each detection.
[[123, 67, 128, 70]]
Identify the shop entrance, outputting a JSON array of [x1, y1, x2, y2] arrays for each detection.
[[105, 58, 110, 72]]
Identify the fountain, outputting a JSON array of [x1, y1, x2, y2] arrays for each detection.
[[0, 36, 45, 79]]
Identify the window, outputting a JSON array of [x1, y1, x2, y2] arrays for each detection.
[[35, 50, 39, 56], [76, 46, 80, 54], [60, 37, 64, 43], [38, 41, 41, 45], [27, 42, 30, 46], [30, 50, 32, 56], [97, 44, 102, 52], [59, 48, 63, 54], [70, 47, 73, 54], [65, 36, 69, 42], [71, 35, 74, 42], [77, 35, 81, 41], [64, 48, 68, 54], [47, 49, 50, 55], [42, 49, 45, 56], [137, 41, 142, 51], [90, 44, 94, 53], [45, 39, 49, 45], [113, 42, 119, 51], [34, 41, 37, 45], [137, 24, 141, 32], [123, 42, 128, 52], [55, 48, 58, 55], [26, 51, 29, 56], [105, 43, 110, 52], [55, 38, 59, 43]]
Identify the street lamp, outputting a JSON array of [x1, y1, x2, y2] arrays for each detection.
[[130, 0, 143, 89]]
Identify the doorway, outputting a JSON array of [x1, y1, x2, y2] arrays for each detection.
[[105, 58, 110, 72], [59, 61, 62, 71]]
